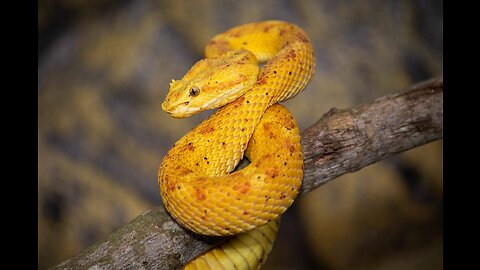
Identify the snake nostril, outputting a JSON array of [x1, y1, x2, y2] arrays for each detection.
[[183, 101, 190, 106]]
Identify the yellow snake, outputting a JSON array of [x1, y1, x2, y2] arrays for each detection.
[[158, 21, 315, 269]]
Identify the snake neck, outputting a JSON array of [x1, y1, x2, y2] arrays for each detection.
[[209, 20, 316, 168], [207, 20, 316, 103]]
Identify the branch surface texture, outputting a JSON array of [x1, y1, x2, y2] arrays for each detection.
[[52, 76, 443, 270]]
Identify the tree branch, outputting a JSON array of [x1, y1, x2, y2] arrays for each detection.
[[301, 76, 443, 194], [52, 76, 443, 270]]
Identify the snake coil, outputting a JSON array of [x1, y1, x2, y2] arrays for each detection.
[[159, 21, 315, 269]]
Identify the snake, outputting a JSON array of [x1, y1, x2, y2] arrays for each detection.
[[158, 20, 315, 269]]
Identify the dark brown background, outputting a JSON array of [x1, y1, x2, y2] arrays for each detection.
[[38, 0, 443, 269]]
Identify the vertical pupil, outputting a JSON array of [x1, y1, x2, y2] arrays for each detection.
[[190, 87, 199, 96]]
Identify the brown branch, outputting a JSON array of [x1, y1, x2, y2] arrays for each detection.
[[301, 76, 443, 194], [51, 76, 443, 270]]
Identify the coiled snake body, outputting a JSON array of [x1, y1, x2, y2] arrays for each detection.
[[159, 21, 315, 269]]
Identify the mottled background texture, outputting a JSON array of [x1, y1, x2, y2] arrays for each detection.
[[38, 0, 443, 269]]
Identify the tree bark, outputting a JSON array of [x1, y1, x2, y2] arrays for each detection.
[[300, 76, 443, 194], [52, 76, 443, 270]]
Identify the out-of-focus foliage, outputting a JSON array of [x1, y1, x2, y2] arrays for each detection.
[[38, 0, 442, 269]]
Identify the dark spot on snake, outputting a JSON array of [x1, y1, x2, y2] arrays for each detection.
[[280, 194, 286, 199], [185, 143, 195, 151], [195, 163, 199, 166], [289, 71, 292, 75], [241, 128, 245, 132], [204, 209, 208, 213], [232, 96, 245, 107], [242, 41, 247, 45], [289, 145, 296, 153], [196, 188, 206, 200], [246, 100, 250, 103], [296, 32, 309, 43], [207, 161, 210, 164], [284, 162, 287, 166], [204, 157, 208, 160], [243, 210, 249, 215], [256, 76, 268, 85], [266, 92, 268, 96], [267, 168, 279, 179], [199, 125, 215, 134], [273, 70, 277, 74]]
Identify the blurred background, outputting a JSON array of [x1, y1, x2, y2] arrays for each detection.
[[38, 0, 443, 269]]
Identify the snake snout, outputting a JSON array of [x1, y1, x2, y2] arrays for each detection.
[[163, 101, 199, 118]]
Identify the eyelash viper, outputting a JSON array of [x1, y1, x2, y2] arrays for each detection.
[[158, 20, 316, 269]]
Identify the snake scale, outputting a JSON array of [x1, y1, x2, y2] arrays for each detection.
[[159, 21, 315, 269]]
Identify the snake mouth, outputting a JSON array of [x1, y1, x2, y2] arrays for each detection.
[[162, 101, 201, 118]]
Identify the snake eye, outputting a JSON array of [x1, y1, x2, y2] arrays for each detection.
[[189, 86, 200, 97]]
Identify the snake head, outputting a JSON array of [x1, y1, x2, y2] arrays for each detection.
[[162, 50, 259, 118]]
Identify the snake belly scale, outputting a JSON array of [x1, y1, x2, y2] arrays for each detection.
[[159, 21, 315, 269]]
